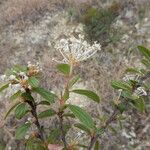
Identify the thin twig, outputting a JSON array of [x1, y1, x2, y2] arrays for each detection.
[[58, 111, 67, 148], [87, 108, 119, 150], [27, 99, 44, 141]]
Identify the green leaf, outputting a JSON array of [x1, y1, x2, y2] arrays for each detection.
[[132, 98, 145, 113], [47, 128, 61, 143], [63, 88, 69, 101], [57, 64, 70, 75], [38, 109, 56, 119], [111, 80, 132, 91], [26, 138, 46, 150], [4, 102, 21, 119], [141, 59, 150, 67], [48, 125, 71, 143], [68, 75, 80, 88], [144, 83, 150, 89], [15, 103, 29, 119], [21, 92, 34, 101], [37, 101, 51, 106], [121, 91, 138, 100], [94, 141, 100, 150], [0, 83, 9, 93], [15, 123, 31, 139], [33, 87, 55, 103], [96, 128, 104, 134], [118, 120, 123, 130], [77, 144, 88, 148], [116, 103, 126, 113], [13, 65, 27, 73], [0, 142, 5, 150], [72, 89, 100, 103], [63, 113, 75, 118], [10, 90, 22, 100], [28, 76, 39, 87], [68, 105, 95, 129], [74, 123, 91, 134], [126, 68, 142, 74], [138, 46, 150, 60]]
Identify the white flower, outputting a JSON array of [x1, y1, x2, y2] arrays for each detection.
[[27, 61, 33, 67], [27, 117, 32, 122], [9, 83, 12, 88], [19, 72, 26, 76], [9, 75, 16, 80], [50, 90, 55, 94], [123, 75, 140, 82], [24, 75, 29, 80], [133, 87, 147, 97], [20, 88, 26, 93], [0, 74, 6, 81], [25, 134, 30, 139], [28, 85, 32, 90], [55, 34, 101, 64], [8, 146, 12, 150]]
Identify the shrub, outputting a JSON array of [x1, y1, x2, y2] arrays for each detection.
[[0, 34, 149, 149], [81, 2, 121, 45]]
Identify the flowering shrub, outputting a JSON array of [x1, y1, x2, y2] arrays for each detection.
[[0, 34, 149, 150]]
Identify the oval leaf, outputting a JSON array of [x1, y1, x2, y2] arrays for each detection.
[[37, 101, 51, 106], [74, 123, 91, 134], [21, 92, 34, 101], [72, 89, 100, 103], [94, 141, 100, 150], [68, 75, 80, 88], [138, 46, 150, 60], [141, 59, 150, 67], [111, 80, 132, 91], [57, 64, 70, 75], [68, 105, 95, 129], [4, 102, 21, 119], [33, 87, 55, 103], [15, 123, 31, 139], [0, 83, 9, 93], [15, 103, 29, 119], [10, 90, 22, 100], [38, 109, 56, 118], [131, 98, 145, 113], [28, 76, 39, 87]]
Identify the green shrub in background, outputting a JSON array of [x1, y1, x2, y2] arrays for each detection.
[[81, 2, 121, 46], [0, 33, 149, 150], [0, 142, 5, 150]]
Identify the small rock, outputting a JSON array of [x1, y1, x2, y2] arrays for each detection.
[[125, 10, 134, 19], [135, 23, 140, 30]]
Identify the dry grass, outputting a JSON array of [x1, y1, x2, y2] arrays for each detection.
[[0, 0, 55, 29]]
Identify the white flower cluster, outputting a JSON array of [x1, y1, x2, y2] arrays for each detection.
[[54, 34, 101, 64], [123, 74, 140, 82], [133, 87, 147, 97], [9, 82, 26, 93], [0, 74, 7, 81], [0, 62, 41, 97]]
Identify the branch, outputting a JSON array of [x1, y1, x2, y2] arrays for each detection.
[[25, 90, 44, 141], [58, 111, 67, 148], [27, 99, 44, 141], [87, 108, 119, 150]]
